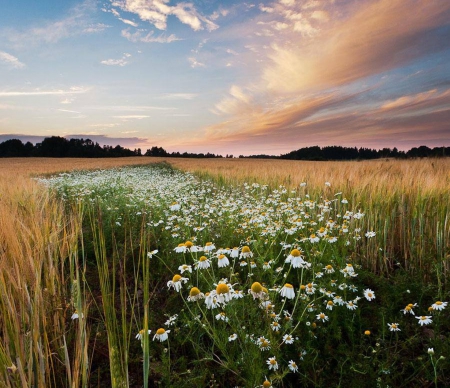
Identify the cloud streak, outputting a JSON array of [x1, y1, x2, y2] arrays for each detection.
[[0, 86, 90, 97], [0, 51, 25, 69]]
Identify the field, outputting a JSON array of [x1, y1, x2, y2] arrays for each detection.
[[0, 157, 449, 387]]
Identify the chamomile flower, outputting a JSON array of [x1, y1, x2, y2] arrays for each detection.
[[279, 283, 295, 299], [266, 356, 278, 371], [71, 310, 83, 320], [288, 360, 299, 373], [316, 312, 329, 322], [215, 282, 233, 304], [164, 314, 178, 326], [249, 282, 266, 300], [147, 249, 158, 258], [203, 242, 216, 252], [270, 321, 281, 331], [228, 333, 238, 342], [346, 301, 358, 310], [230, 247, 240, 258], [195, 256, 211, 270], [415, 316, 433, 326], [240, 245, 253, 258], [387, 323, 400, 332], [431, 301, 447, 311], [324, 264, 335, 274], [364, 288, 376, 301], [257, 337, 271, 351], [401, 303, 416, 315], [286, 248, 308, 268], [187, 287, 204, 302], [217, 254, 230, 268], [215, 312, 229, 322], [178, 264, 192, 274], [282, 334, 295, 344], [365, 231, 376, 238], [153, 328, 170, 342], [167, 274, 188, 292], [135, 329, 151, 340]]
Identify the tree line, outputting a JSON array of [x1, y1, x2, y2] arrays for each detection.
[[0, 136, 448, 160]]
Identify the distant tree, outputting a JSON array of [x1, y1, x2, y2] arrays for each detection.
[[0, 139, 26, 157]]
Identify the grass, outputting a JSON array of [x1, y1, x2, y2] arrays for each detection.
[[0, 157, 448, 387]]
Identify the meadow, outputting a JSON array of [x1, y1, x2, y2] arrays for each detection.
[[0, 157, 448, 387]]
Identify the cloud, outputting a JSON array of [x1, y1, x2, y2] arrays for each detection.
[[101, 53, 132, 67], [188, 57, 205, 68], [2, 0, 104, 48], [0, 51, 25, 69], [263, 0, 450, 94], [121, 28, 181, 43], [0, 86, 90, 97], [112, 115, 150, 119], [160, 93, 197, 100], [110, 0, 218, 31]]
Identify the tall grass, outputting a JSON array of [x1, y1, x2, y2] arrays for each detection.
[[169, 158, 450, 279]]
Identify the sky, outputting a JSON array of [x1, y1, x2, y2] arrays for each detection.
[[0, 0, 450, 156]]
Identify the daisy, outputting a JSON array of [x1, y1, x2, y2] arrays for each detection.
[[217, 254, 230, 268], [270, 321, 280, 331], [364, 289, 376, 301], [187, 287, 204, 302], [228, 333, 238, 342], [71, 310, 83, 320], [262, 378, 273, 388], [164, 314, 178, 326], [387, 323, 400, 332], [249, 282, 266, 300], [230, 247, 240, 258], [346, 301, 358, 310], [431, 301, 447, 311], [263, 262, 271, 270], [215, 312, 229, 322], [325, 300, 334, 310], [195, 256, 211, 270], [316, 312, 328, 322], [365, 231, 376, 238], [153, 328, 170, 342], [401, 303, 416, 315], [257, 337, 271, 351], [178, 264, 192, 274], [204, 242, 216, 252], [167, 274, 188, 292], [309, 234, 320, 243], [279, 283, 295, 299], [174, 243, 187, 253], [282, 334, 294, 344], [147, 249, 158, 258], [240, 246, 253, 258], [215, 282, 233, 304], [266, 356, 278, 371], [416, 316, 433, 326], [324, 264, 335, 274], [135, 329, 151, 340], [204, 293, 220, 309], [288, 360, 298, 373]]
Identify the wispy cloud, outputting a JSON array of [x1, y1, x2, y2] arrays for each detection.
[[121, 29, 181, 43], [198, 0, 450, 154], [113, 115, 150, 119], [160, 93, 197, 100], [0, 51, 25, 69], [0, 86, 90, 97], [101, 53, 132, 67], [109, 0, 218, 32], [2, 0, 105, 48]]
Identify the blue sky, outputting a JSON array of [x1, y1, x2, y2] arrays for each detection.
[[1, 0, 450, 155]]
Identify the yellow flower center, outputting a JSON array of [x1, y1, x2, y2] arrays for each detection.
[[320, 313, 325, 319], [172, 274, 182, 282], [290, 248, 301, 257], [310, 234, 316, 238], [300, 284, 306, 290], [185, 241, 193, 248], [178, 243, 185, 247], [216, 283, 230, 294], [189, 287, 200, 297], [156, 328, 165, 335], [270, 359, 276, 365], [251, 282, 263, 293], [205, 242, 213, 246], [405, 306, 411, 311], [435, 301, 442, 305], [364, 330, 371, 335], [218, 254, 225, 260], [241, 246, 251, 253], [284, 283, 293, 289], [263, 380, 271, 388], [326, 265, 333, 270], [199, 256, 207, 262], [327, 301, 333, 306]]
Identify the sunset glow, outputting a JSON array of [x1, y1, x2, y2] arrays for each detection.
[[1, 0, 449, 155]]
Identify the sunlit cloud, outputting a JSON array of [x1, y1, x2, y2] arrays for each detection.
[[109, 0, 218, 31], [0, 51, 25, 69], [160, 93, 197, 100]]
